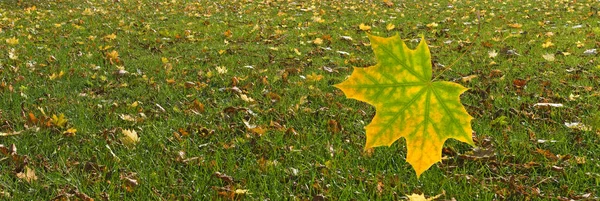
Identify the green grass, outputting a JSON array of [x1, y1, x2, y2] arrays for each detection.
[[1, 0, 600, 200]]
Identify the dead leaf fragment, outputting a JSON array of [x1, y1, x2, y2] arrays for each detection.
[[533, 103, 563, 107], [214, 172, 234, 184], [0, 130, 23, 137], [460, 75, 478, 83], [508, 23, 522, 28], [327, 119, 342, 134], [16, 166, 37, 183]]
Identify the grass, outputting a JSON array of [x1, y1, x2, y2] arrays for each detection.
[[1, 0, 600, 200]]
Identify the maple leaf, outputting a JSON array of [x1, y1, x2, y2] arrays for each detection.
[[50, 114, 68, 128], [5, 37, 19, 45], [121, 129, 140, 148], [334, 34, 474, 177]]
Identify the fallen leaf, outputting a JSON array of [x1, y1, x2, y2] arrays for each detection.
[[224, 30, 232, 38], [234, 189, 250, 195], [426, 22, 438, 28], [50, 114, 68, 128], [214, 172, 234, 184], [533, 103, 563, 107], [121, 129, 140, 148], [359, 23, 371, 31], [313, 38, 323, 45], [63, 128, 77, 136], [564, 122, 592, 131], [508, 23, 522, 28], [5, 37, 19, 45], [488, 50, 498, 58], [461, 75, 478, 83], [542, 41, 554, 48], [103, 33, 117, 41], [542, 53, 555, 61], [82, 8, 94, 16], [335, 34, 474, 177], [16, 166, 37, 183], [406, 192, 444, 201], [0, 130, 23, 137], [386, 23, 395, 31]]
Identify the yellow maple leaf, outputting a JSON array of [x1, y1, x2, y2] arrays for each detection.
[[359, 23, 372, 31], [407, 192, 443, 201], [6, 37, 19, 45], [121, 129, 140, 148], [50, 113, 68, 128], [63, 128, 77, 136], [106, 50, 119, 61], [335, 34, 474, 178], [103, 33, 117, 41], [542, 41, 554, 48], [386, 23, 395, 31], [313, 38, 323, 45]]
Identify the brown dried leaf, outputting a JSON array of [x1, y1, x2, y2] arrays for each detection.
[[214, 172, 234, 184], [16, 166, 37, 183]]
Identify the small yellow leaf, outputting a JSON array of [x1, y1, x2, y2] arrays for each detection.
[[130, 101, 139, 108], [63, 128, 77, 136], [359, 23, 371, 31], [386, 23, 395, 31], [121, 129, 140, 148], [216, 66, 228, 74], [161, 57, 169, 64], [313, 38, 323, 45], [542, 41, 554, 48], [120, 114, 136, 122], [240, 94, 255, 103], [82, 8, 94, 16], [5, 37, 19, 45], [312, 16, 325, 23], [103, 33, 117, 41], [106, 50, 119, 60], [235, 189, 251, 195], [508, 23, 522, 28], [49, 71, 65, 80], [426, 22, 438, 28], [50, 114, 68, 128]]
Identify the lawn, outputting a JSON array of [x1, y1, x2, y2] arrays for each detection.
[[1, 0, 599, 200]]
